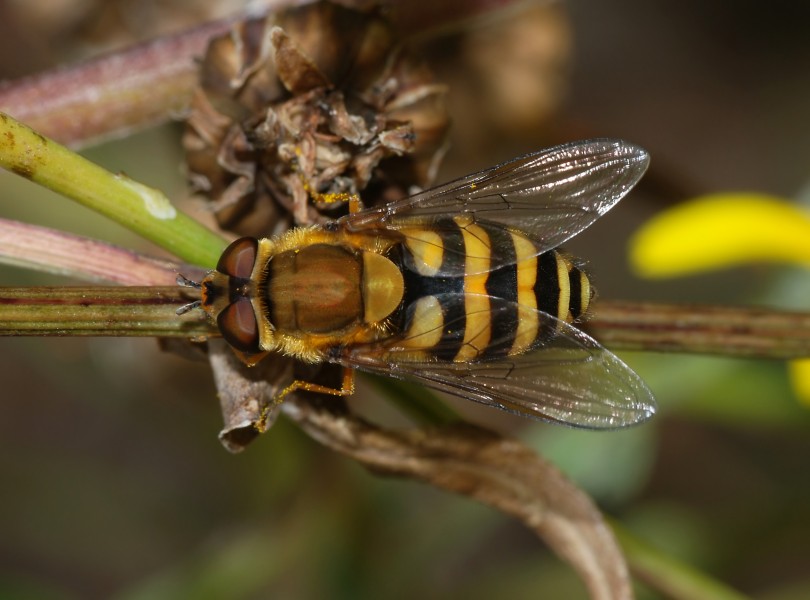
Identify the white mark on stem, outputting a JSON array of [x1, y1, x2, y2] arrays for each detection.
[[116, 174, 177, 220]]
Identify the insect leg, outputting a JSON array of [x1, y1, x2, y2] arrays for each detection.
[[348, 194, 363, 214], [255, 368, 356, 432], [308, 189, 363, 214]]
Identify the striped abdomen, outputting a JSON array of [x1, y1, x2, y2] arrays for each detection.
[[393, 216, 591, 362]]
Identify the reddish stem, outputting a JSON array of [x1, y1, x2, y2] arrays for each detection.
[[0, 19, 236, 147]]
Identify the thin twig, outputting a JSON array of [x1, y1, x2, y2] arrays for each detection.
[[0, 286, 213, 338], [0, 218, 205, 285], [2, 285, 810, 361], [589, 300, 810, 359], [0, 18, 236, 147]]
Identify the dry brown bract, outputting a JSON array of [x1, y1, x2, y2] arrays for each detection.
[[184, 1, 449, 237]]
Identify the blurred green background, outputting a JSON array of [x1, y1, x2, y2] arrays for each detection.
[[2, 1, 810, 598]]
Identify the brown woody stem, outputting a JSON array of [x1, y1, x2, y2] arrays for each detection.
[[589, 300, 810, 359]]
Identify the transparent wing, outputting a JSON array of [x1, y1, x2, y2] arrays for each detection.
[[340, 295, 656, 429], [340, 138, 649, 265]]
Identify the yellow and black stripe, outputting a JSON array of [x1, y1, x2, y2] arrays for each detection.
[[394, 217, 591, 362]]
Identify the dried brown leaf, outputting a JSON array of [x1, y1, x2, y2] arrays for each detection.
[[208, 339, 294, 453], [279, 396, 634, 599], [270, 26, 331, 94]]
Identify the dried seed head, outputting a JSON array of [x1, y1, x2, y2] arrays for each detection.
[[184, 1, 449, 237]]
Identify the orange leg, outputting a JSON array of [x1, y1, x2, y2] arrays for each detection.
[[256, 368, 355, 432], [308, 189, 363, 214], [348, 194, 363, 214], [293, 148, 362, 213]]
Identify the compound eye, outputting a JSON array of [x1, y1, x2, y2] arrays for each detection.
[[217, 237, 258, 279], [217, 297, 260, 353]]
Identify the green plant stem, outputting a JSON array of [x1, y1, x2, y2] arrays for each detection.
[[608, 519, 749, 600], [0, 286, 215, 338], [0, 112, 227, 267]]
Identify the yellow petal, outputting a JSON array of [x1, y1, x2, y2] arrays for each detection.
[[629, 193, 810, 278], [788, 359, 810, 408]]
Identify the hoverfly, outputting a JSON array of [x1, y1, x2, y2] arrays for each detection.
[[181, 139, 656, 429]]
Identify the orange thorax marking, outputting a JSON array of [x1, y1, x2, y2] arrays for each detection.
[[269, 244, 362, 333]]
